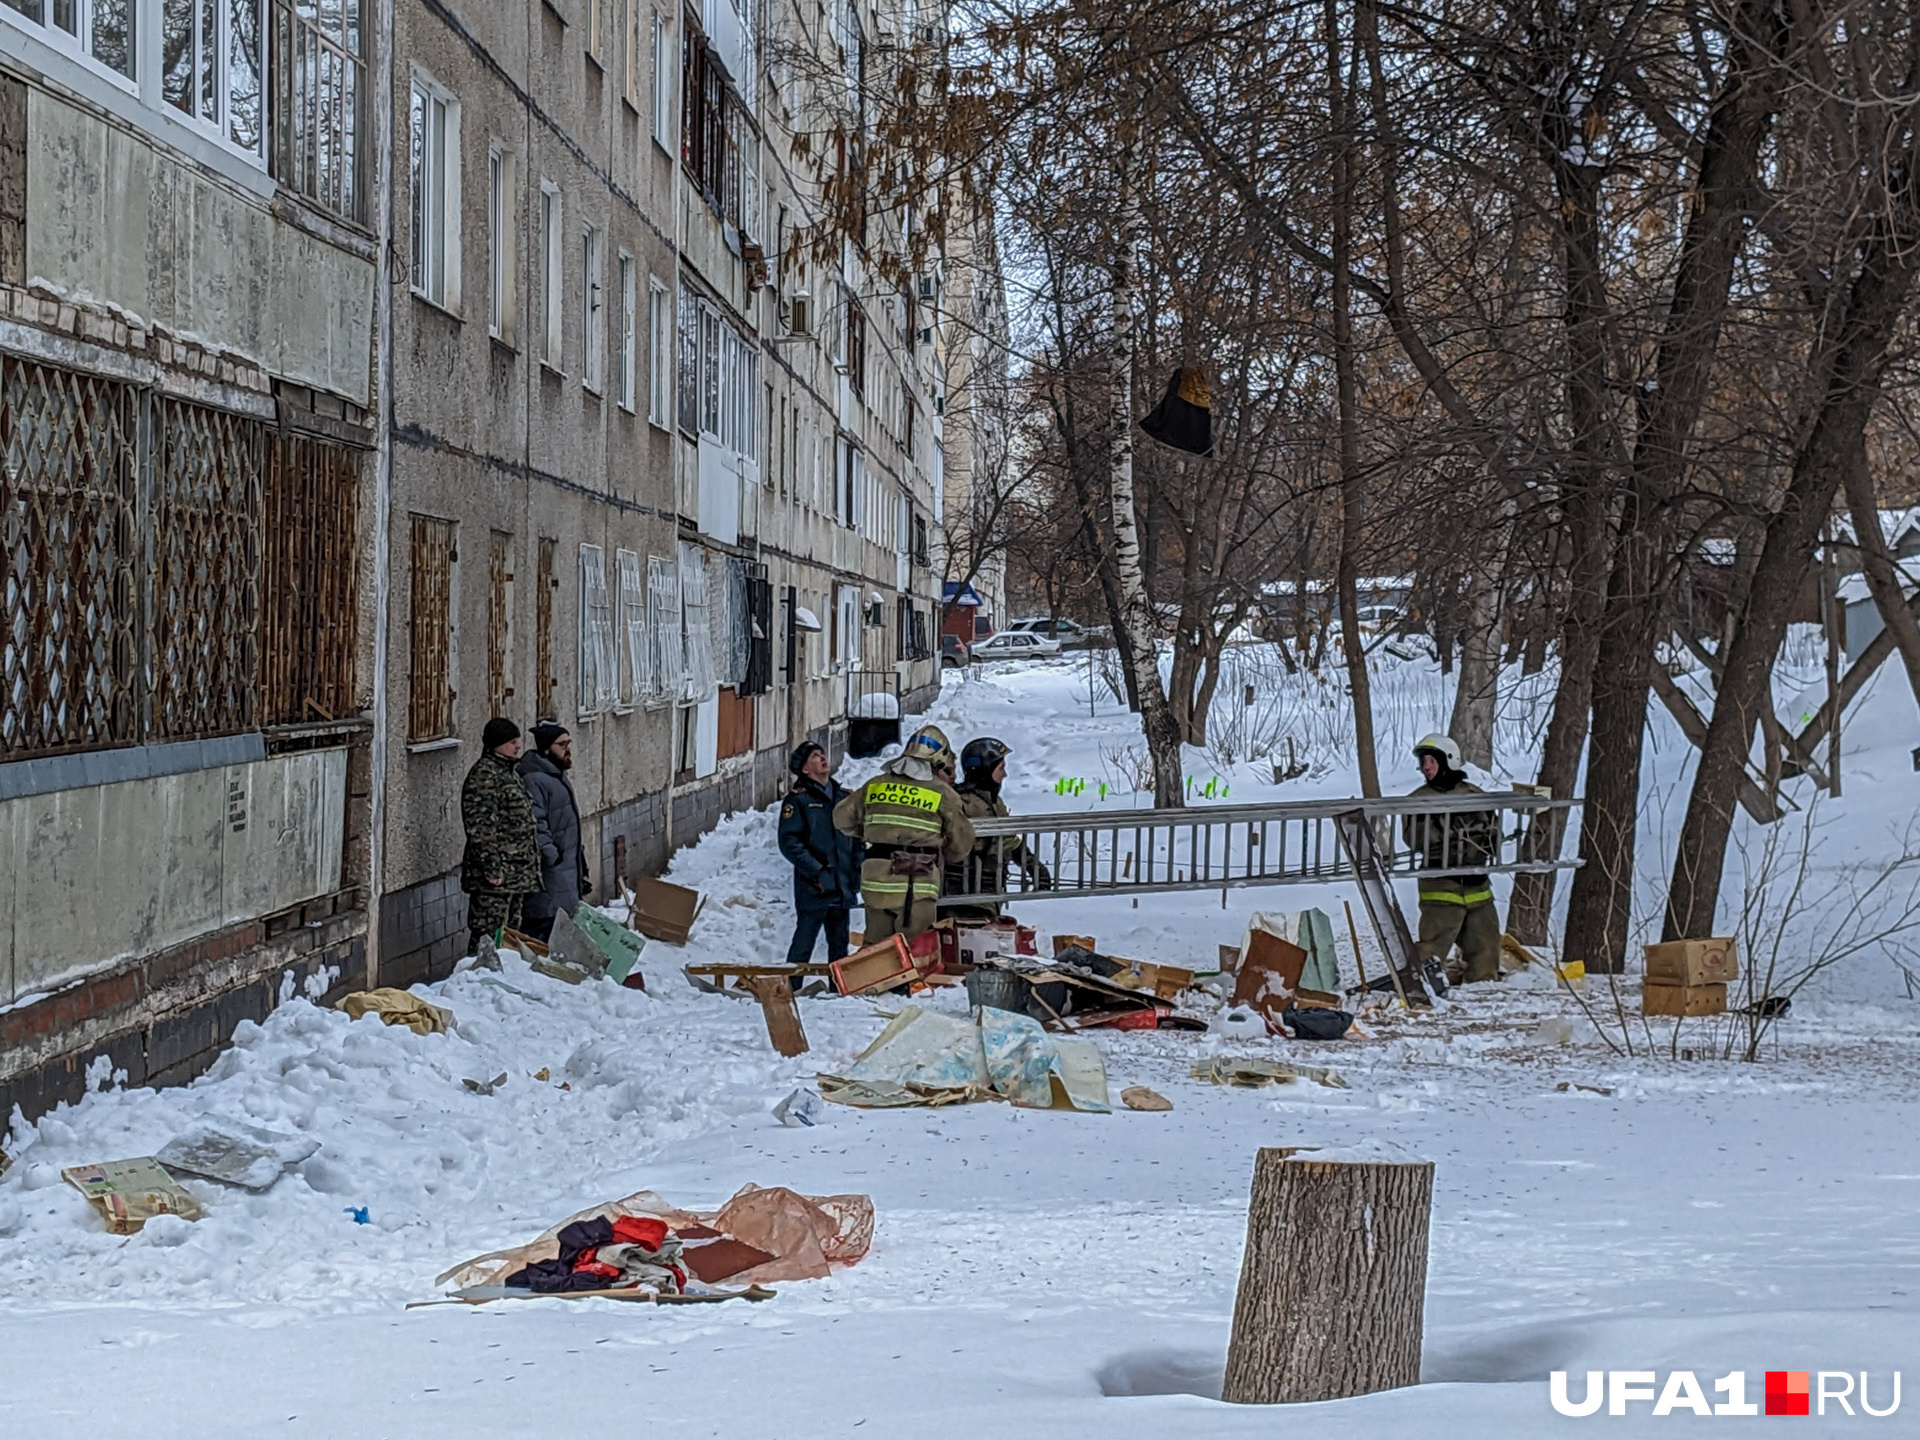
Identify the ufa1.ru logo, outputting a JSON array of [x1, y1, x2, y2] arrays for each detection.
[[1550, 1371, 1901, 1417]]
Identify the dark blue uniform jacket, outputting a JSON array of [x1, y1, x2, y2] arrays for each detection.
[[778, 777, 864, 913]]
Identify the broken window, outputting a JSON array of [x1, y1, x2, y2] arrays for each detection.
[[646, 553, 683, 704], [617, 547, 648, 705], [535, 536, 557, 720], [578, 543, 617, 715], [485, 530, 513, 719], [679, 542, 715, 701], [407, 514, 456, 743]]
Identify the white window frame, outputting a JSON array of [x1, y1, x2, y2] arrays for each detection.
[[585, 0, 605, 67], [167, 0, 269, 157], [486, 144, 517, 342], [409, 71, 462, 311], [578, 543, 618, 715], [647, 277, 672, 428], [617, 251, 637, 412], [622, 0, 641, 110], [582, 222, 605, 393], [650, 8, 674, 153], [539, 180, 563, 368], [680, 542, 717, 703], [0, 0, 138, 93]]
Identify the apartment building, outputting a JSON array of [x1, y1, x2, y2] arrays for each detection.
[[0, 0, 381, 1117], [0, 0, 975, 1116]]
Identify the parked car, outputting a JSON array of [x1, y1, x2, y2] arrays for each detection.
[[940, 634, 971, 668], [971, 631, 1063, 661], [1004, 616, 1108, 648]]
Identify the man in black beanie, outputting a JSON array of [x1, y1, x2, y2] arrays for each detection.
[[517, 721, 587, 941], [461, 717, 540, 953]]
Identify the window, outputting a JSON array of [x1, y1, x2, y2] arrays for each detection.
[[409, 74, 460, 309], [647, 278, 671, 427], [539, 182, 562, 366], [535, 536, 558, 719], [487, 531, 514, 717], [582, 223, 604, 392], [585, 0, 603, 66], [2, 0, 135, 82], [679, 27, 756, 235], [160, 0, 265, 152], [845, 297, 866, 397], [646, 553, 683, 703], [276, 0, 365, 219], [676, 278, 699, 432], [650, 8, 672, 151], [699, 303, 720, 437], [579, 544, 617, 714], [622, 0, 640, 108], [679, 542, 716, 701], [407, 515, 456, 743], [617, 548, 648, 704], [617, 253, 637, 411], [487, 146, 516, 341]]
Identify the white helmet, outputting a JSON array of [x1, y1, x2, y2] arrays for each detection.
[[1412, 733, 1463, 771]]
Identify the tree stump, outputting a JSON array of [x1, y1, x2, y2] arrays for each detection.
[[1221, 1148, 1433, 1404], [743, 976, 810, 1057]]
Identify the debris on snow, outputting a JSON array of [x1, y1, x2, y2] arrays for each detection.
[[61, 1158, 202, 1234], [156, 1120, 320, 1191]]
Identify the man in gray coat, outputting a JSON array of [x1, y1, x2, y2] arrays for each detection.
[[516, 721, 588, 940]]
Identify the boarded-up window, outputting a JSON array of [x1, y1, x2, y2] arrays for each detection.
[[717, 685, 752, 760], [578, 543, 618, 714], [407, 515, 456, 742], [262, 432, 360, 726], [646, 553, 682, 703], [535, 536, 557, 720], [486, 530, 513, 719], [617, 547, 648, 705], [743, 570, 771, 696]]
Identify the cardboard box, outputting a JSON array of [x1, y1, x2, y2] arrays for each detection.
[[831, 935, 916, 995], [956, 923, 1033, 968], [1644, 937, 1739, 987], [629, 876, 704, 945], [1232, 929, 1308, 1027], [1123, 961, 1195, 1000], [1053, 934, 1098, 956], [1642, 981, 1727, 1017], [63, 1158, 203, 1235]]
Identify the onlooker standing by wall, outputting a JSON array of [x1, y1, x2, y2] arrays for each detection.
[[461, 718, 541, 953], [516, 721, 588, 942], [778, 741, 863, 966]]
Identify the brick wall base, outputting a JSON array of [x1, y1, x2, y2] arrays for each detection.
[[0, 896, 367, 1127]]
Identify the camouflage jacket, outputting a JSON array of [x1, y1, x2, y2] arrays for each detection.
[[460, 751, 541, 895]]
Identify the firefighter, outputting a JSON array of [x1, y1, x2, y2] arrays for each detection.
[[945, 737, 1053, 921], [1403, 732, 1501, 985], [833, 724, 975, 942]]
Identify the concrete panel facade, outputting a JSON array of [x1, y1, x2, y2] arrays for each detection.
[[25, 91, 376, 404]]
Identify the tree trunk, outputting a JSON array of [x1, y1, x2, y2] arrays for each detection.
[[1563, 0, 1792, 973], [1327, 0, 1380, 798], [1665, 223, 1920, 941], [1223, 1150, 1433, 1405], [1840, 434, 1920, 710], [1446, 557, 1501, 770], [1108, 124, 1185, 808]]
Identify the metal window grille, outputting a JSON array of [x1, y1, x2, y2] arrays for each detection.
[[646, 553, 681, 703], [271, 0, 364, 222], [617, 547, 648, 704], [578, 542, 617, 713], [486, 530, 512, 718], [535, 536, 557, 720], [261, 431, 359, 726], [0, 356, 139, 757], [407, 515, 455, 742], [152, 397, 262, 741]]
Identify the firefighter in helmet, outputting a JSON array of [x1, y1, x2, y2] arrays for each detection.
[[833, 724, 976, 942], [945, 737, 1054, 921], [1403, 732, 1501, 985]]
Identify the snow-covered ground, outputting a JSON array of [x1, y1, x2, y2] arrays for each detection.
[[2, 654, 1917, 1437]]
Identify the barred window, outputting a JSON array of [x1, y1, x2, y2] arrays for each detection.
[[261, 431, 359, 726], [535, 536, 557, 720], [407, 514, 456, 742], [646, 553, 682, 703], [485, 530, 513, 719], [578, 543, 617, 714], [617, 547, 648, 705]]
